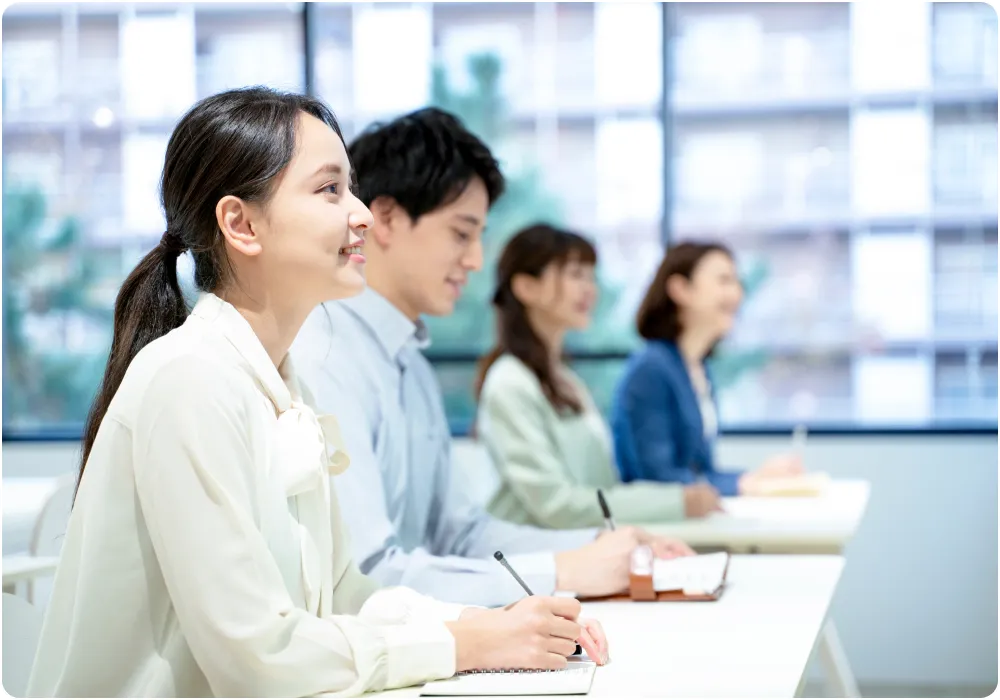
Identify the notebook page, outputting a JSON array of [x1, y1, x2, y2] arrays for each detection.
[[419, 661, 596, 696], [653, 552, 728, 594]]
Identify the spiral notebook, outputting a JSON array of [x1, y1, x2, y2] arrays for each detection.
[[419, 661, 597, 696]]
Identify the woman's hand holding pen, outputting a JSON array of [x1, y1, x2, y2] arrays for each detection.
[[445, 597, 609, 671]]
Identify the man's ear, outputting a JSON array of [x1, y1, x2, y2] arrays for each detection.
[[369, 196, 410, 248], [216, 195, 263, 257]]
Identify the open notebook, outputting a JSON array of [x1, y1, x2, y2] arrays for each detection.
[[419, 661, 597, 696], [653, 551, 729, 597]]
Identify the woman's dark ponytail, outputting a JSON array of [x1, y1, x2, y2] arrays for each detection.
[[77, 232, 188, 491]]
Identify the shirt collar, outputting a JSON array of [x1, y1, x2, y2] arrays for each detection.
[[338, 288, 430, 362], [190, 292, 297, 413]]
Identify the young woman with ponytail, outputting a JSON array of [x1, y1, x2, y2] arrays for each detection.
[[28, 89, 603, 698], [474, 223, 720, 531]]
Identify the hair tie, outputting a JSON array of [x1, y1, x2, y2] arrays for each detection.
[[159, 229, 187, 257]]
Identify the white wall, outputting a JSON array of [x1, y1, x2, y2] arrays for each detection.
[[718, 434, 998, 690], [4, 432, 997, 689]]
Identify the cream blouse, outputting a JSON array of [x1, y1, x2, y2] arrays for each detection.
[[27, 293, 464, 698]]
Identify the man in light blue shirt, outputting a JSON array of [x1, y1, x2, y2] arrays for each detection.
[[292, 109, 691, 607]]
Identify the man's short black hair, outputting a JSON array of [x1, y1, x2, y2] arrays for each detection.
[[348, 107, 506, 222]]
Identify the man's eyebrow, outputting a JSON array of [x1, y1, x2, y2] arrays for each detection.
[[454, 214, 482, 227]]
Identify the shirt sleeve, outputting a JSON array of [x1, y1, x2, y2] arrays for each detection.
[[321, 470, 472, 624], [133, 357, 457, 698], [480, 365, 686, 528], [426, 447, 597, 602], [318, 362, 589, 606], [292, 324, 594, 607]]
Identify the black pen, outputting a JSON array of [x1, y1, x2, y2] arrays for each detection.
[[597, 489, 616, 531], [494, 551, 582, 656]]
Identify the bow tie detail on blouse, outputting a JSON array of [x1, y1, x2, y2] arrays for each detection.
[[274, 400, 351, 497], [271, 400, 351, 617]]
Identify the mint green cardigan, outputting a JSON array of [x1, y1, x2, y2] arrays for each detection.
[[477, 355, 686, 529]]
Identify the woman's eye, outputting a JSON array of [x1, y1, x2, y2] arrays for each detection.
[[324, 184, 339, 195]]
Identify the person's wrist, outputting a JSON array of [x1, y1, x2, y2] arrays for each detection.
[[555, 550, 581, 592], [445, 620, 476, 672], [458, 607, 487, 621]]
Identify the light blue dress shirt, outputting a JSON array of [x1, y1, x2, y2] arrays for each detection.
[[291, 289, 596, 607]]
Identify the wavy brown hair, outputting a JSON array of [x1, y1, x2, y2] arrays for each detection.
[[636, 240, 735, 345], [475, 223, 597, 415]]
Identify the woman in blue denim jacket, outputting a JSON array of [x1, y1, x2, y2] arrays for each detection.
[[610, 242, 803, 506]]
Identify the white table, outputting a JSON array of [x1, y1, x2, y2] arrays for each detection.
[[641, 479, 869, 698], [365, 555, 844, 698], [3, 554, 59, 594], [3, 477, 64, 554], [641, 480, 870, 555]]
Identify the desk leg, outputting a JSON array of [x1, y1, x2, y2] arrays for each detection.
[[818, 620, 860, 697]]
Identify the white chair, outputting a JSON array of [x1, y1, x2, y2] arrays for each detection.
[[2, 592, 43, 697], [27, 473, 75, 606], [2, 477, 64, 556]]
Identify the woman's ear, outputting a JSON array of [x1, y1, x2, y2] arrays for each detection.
[[665, 273, 690, 307], [217, 195, 263, 257], [510, 272, 540, 307]]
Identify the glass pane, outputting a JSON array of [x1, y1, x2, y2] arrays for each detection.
[[668, 1, 998, 426], [932, 2, 998, 88], [2, 2, 305, 434]]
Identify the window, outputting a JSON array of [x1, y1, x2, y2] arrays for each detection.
[[3, 2, 996, 438], [667, 1, 998, 427], [2, 2, 305, 434]]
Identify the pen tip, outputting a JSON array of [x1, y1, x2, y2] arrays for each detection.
[[494, 551, 504, 561]]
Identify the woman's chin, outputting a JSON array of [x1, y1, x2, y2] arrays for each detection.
[[327, 273, 367, 301], [717, 316, 737, 336]]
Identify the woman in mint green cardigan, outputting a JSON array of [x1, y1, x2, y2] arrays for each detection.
[[474, 225, 721, 530]]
